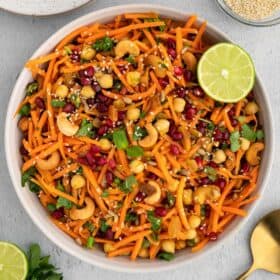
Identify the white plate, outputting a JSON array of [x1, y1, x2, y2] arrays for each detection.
[[0, 0, 92, 16], [5, 4, 274, 273]]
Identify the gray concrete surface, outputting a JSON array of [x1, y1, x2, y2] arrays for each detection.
[[0, 0, 279, 279]]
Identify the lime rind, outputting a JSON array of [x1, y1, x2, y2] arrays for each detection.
[[0, 241, 28, 280], [197, 43, 255, 103]]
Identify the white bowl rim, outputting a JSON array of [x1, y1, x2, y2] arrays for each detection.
[[5, 4, 274, 273]]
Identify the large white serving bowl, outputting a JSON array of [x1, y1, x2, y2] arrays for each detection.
[[5, 4, 274, 273]]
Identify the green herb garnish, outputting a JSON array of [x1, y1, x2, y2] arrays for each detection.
[[241, 124, 264, 142], [51, 99, 66, 108], [133, 126, 147, 140], [142, 238, 150, 249], [76, 119, 94, 137], [125, 212, 138, 223], [84, 221, 95, 233], [230, 131, 240, 152], [56, 197, 73, 210], [166, 192, 175, 208], [26, 81, 39, 96], [86, 236, 95, 249], [27, 244, 63, 279], [157, 252, 174, 261], [204, 166, 217, 181], [19, 104, 31, 116], [119, 175, 137, 193], [101, 189, 109, 198], [70, 94, 81, 108], [47, 203, 56, 213], [147, 211, 162, 231], [100, 219, 110, 233], [113, 129, 129, 150], [93, 37, 114, 52], [125, 55, 136, 65], [126, 146, 144, 158]]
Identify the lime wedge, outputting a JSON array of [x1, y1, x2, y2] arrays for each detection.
[[197, 43, 255, 103], [0, 242, 28, 280]]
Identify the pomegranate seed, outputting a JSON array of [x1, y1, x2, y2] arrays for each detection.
[[118, 65, 126, 74], [167, 48, 177, 60], [215, 177, 226, 189], [195, 156, 203, 168], [173, 87, 185, 98], [223, 130, 230, 141], [199, 223, 207, 235], [52, 208, 64, 219], [79, 66, 94, 78], [118, 111, 126, 121], [97, 94, 110, 104], [193, 87, 205, 98], [97, 157, 107, 166], [199, 177, 211, 186], [185, 107, 197, 120], [86, 98, 95, 107], [105, 228, 114, 240], [183, 69, 193, 82], [197, 121, 207, 135], [174, 66, 183, 76], [166, 38, 176, 49], [85, 152, 96, 166], [155, 207, 167, 217], [77, 157, 88, 165], [135, 192, 146, 202], [247, 91, 254, 101], [108, 159, 116, 169], [170, 144, 180, 156], [204, 205, 211, 218], [228, 108, 235, 117], [20, 145, 28, 156], [187, 33, 196, 41], [98, 125, 109, 136], [208, 161, 218, 168], [105, 119, 113, 128], [158, 77, 169, 89], [96, 103, 108, 113], [63, 103, 75, 113], [231, 117, 238, 127], [92, 82, 101, 93], [80, 77, 92, 86], [105, 171, 114, 185], [213, 128, 224, 141], [172, 131, 183, 141], [90, 144, 101, 154], [240, 161, 250, 173], [208, 232, 218, 241], [147, 172, 158, 180], [35, 97, 45, 109], [70, 50, 80, 62]]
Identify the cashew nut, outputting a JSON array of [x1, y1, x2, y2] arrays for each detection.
[[225, 149, 236, 171], [138, 123, 158, 148], [145, 55, 167, 78], [115, 40, 140, 58], [194, 185, 221, 204], [182, 51, 197, 72], [36, 151, 60, 170], [139, 180, 161, 205], [57, 112, 79, 136], [245, 142, 264, 166], [69, 197, 95, 220]]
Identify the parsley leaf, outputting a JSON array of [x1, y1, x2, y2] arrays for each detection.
[[47, 204, 56, 213], [241, 124, 256, 141], [56, 197, 73, 210], [84, 221, 95, 233], [100, 219, 110, 232], [113, 129, 129, 150], [230, 131, 240, 152], [166, 192, 175, 208], [26, 81, 39, 96], [101, 189, 109, 198], [126, 146, 144, 158], [27, 244, 63, 280], [56, 181, 65, 192], [125, 55, 136, 65], [204, 166, 217, 181], [125, 212, 138, 223], [133, 126, 147, 140], [76, 119, 94, 137], [158, 252, 174, 261], [51, 99, 66, 108], [147, 211, 162, 231], [145, 18, 166, 32], [22, 166, 37, 186], [70, 94, 81, 108], [256, 129, 264, 140], [93, 37, 114, 52], [19, 104, 31, 116], [119, 175, 137, 193], [86, 236, 95, 249]]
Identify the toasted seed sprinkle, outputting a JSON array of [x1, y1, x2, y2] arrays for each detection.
[[225, 0, 280, 20]]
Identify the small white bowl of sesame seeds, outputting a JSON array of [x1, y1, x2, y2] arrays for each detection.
[[216, 0, 280, 26]]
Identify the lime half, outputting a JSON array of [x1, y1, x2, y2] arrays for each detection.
[[0, 242, 28, 280], [197, 43, 255, 103]]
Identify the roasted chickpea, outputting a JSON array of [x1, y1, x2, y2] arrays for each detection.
[[126, 71, 141, 87], [81, 45, 96, 61], [213, 149, 227, 164], [55, 84, 69, 98], [98, 74, 113, 89], [80, 85, 95, 98], [71, 174, 86, 189], [129, 160, 145, 174], [161, 240, 175, 254], [189, 215, 201, 229], [245, 102, 259, 115], [127, 107, 140, 121], [99, 138, 112, 151], [173, 98, 186, 113], [154, 119, 170, 135]]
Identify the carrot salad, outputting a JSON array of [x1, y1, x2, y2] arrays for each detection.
[[17, 13, 264, 261]]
